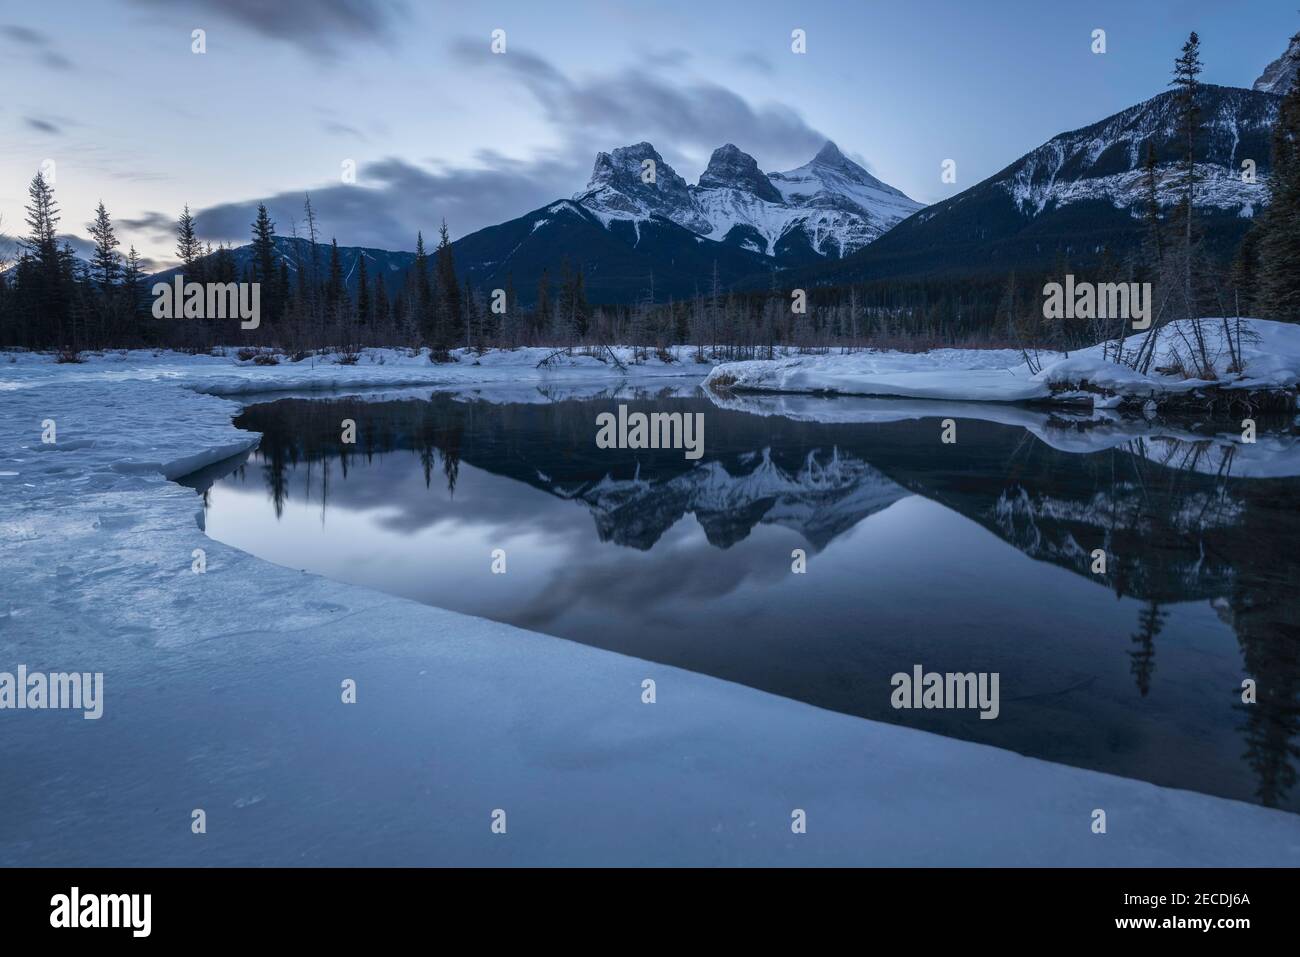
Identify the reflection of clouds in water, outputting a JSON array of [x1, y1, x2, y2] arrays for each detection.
[[512, 518, 794, 631], [239, 451, 590, 542]]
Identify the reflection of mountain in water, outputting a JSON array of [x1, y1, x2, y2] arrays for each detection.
[[572, 448, 905, 550], [220, 391, 1300, 809]]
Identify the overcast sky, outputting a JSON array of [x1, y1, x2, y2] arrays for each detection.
[[2, 0, 1296, 268]]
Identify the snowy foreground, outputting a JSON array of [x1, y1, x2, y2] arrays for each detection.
[[705, 318, 1300, 407], [2, 347, 1298, 866]]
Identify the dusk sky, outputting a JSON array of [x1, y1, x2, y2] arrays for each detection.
[[3, 0, 1297, 268]]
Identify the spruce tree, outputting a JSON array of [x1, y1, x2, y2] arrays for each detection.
[[1141, 140, 1163, 267], [411, 231, 433, 345], [326, 238, 343, 311], [251, 203, 278, 324], [535, 268, 551, 342], [1170, 33, 1203, 311], [1259, 64, 1300, 320], [356, 255, 370, 325], [87, 201, 120, 291], [434, 220, 461, 347], [22, 171, 69, 346], [123, 245, 144, 334], [373, 268, 389, 331], [176, 205, 200, 270]]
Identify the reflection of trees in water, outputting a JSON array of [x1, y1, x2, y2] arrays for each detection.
[[234, 396, 466, 509], [229, 396, 1300, 808], [1221, 477, 1300, 808], [1080, 436, 1299, 805], [1130, 601, 1166, 698], [1094, 438, 1299, 806]]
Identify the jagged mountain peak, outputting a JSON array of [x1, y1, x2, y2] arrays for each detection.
[[587, 142, 682, 189], [698, 143, 783, 203], [572, 136, 922, 262], [811, 140, 848, 167], [1254, 32, 1300, 96], [576, 142, 709, 232]]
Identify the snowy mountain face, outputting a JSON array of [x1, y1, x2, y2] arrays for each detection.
[[792, 81, 1283, 288], [577, 142, 715, 235], [148, 235, 416, 296], [573, 140, 922, 263], [570, 445, 908, 551], [1254, 32, 1300, 96], [999, 85, 1279, 220]]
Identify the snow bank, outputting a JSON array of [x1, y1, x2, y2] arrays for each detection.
[[704, 319, 1300, 408], [1, 345, 707, 397], [705, 392, 1300, 478], [704, 347, 1050, 402], [1, 351, 1297, 865]]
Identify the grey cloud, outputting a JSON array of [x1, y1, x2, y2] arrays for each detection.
[[126, 0, 408, 58], [450, 38, 825, 173], [24, 116, 62, 134], [160, 42, 828, 256], [1, 25, 45, 43], [118, 210, 177, 245], [2, 23, 75, 70], [56, 234, 97, 259], [322, 120, 367, 140], [190, 151, 584, 251]]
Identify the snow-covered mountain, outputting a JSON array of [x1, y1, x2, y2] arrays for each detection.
[[149, 235, 417, 296], [568, 446, 907, 551], [573, 140, 922, 264], [799, 83, 1282, 285], [999, 85, 1279, 218], [1254, 31, 1300, 96]]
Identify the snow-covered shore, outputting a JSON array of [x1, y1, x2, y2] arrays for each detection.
[[704, 318, 1300, 409], [2, 349, 1298, 866]]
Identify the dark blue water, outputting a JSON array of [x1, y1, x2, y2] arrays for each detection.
[[189, 386, 1300, 812]]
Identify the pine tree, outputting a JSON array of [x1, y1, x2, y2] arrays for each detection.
[[434, 220, 461, 348], [374, 269, 389, 331], [504, 274, 517, 346], [463, 280, 479, 350], [557, 258, 575, 345], [535, 268, 551, 342], [250, 203, 278, 324], [411, 231, 433, 345], [1141, 140, 1164, 266], [573, 268, 590, 338], [176, 204, 200, 270], [87, 201, 120, 291], [356, 255, 371, 325], [278, 259, 290, 325], [1258, 64, 1300, 320], [22, 171, 69, 346], [1231, 225, 1262, 318], [24, 172, 59, 253], [1170, 32, 1203, 314], [123, 245, 144, 333], [326, 238, 344, 312], [302, 195, 320, 286]]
